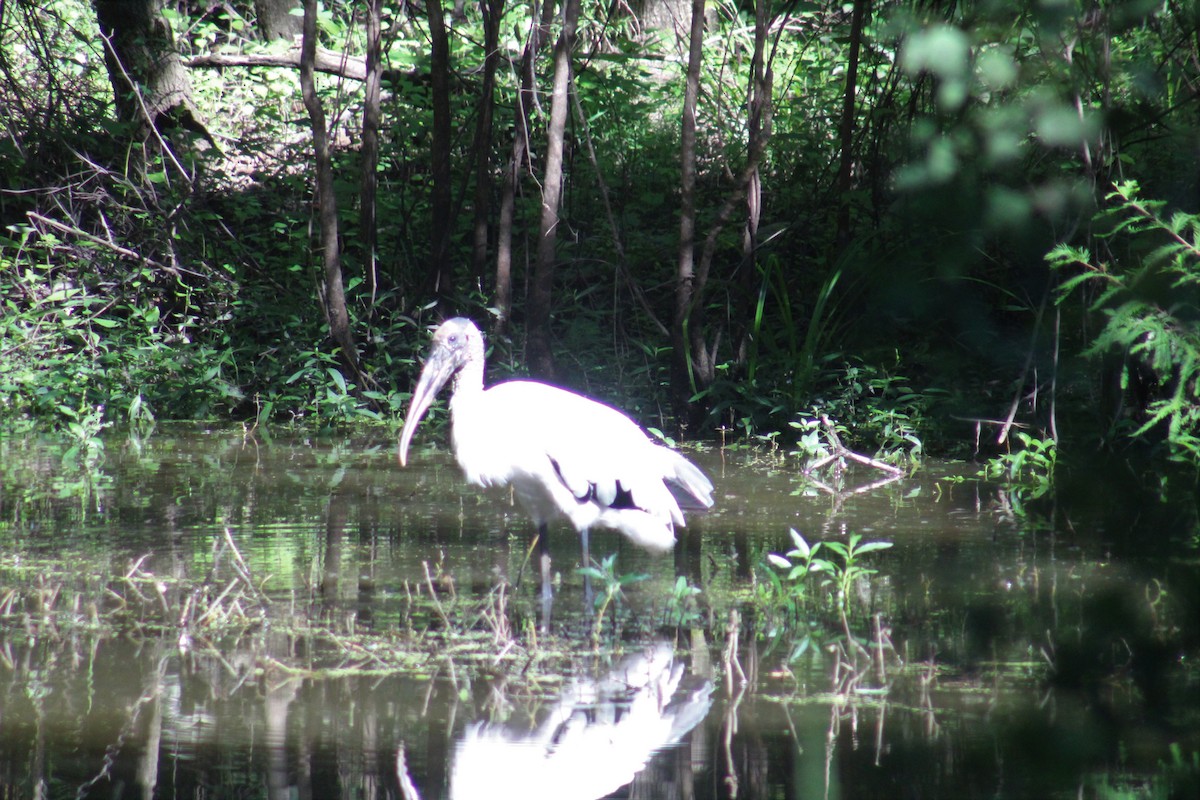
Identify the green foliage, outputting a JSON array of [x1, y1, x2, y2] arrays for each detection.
[[0, 236, 241, 427], [1049, 182, 1200, 461], [663, 575, 702, 627], [979, 431, 1058, 499], [3, 0, 1199, 468], [787, 361, 929, 463], [0, 1, 420, 432], [764, 528, 893, 619], [58, 401, 109, 465], [578, 554, 649, 643]]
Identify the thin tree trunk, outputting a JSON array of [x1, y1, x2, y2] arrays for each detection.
[[360, 0, 382, 306], [526, 0, 580, 380], [744, 0, 768, 259], [494, 126, 524, 338], [570, 86, 668, 337], [471, 0, 504, 284], [733, 0, 772, 366], [671, 0, 705, 418], [300, 0, 362, 384], [690, 150, 769, 386], [495, 0, 555, 338], [835, 0, 869, 247], [428, 0, 454, 302]]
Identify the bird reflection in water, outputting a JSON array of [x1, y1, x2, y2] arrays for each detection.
[[447, 642, 712, 800]]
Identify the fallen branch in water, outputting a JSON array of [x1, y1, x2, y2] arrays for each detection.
[[804, 415, 904, 477]]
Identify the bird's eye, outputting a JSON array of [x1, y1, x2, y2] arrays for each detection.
[[447, 333, 458, 344]]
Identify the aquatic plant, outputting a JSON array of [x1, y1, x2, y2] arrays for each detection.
[[979, 431, 1057, 499], [60, 401, 109, 465], [765, 528, 893, 618], [663, 575, 703, 627], [578, 554, 649, 644], [823, 533, 895, 610]]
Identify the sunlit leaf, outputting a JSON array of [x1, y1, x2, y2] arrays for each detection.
[[767, 553, 792, 569]]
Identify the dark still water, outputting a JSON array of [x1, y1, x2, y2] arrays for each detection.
[[0, 426, 1197, 799]]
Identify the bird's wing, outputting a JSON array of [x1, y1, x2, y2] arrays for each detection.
[[665, 450, 715, 510], [487, 382, 692, 521]]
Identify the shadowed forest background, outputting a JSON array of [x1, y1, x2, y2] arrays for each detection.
[[1, 0, 1198, 495]]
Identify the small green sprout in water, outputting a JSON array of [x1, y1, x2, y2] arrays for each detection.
[[821, 533, 894, 610], [767, 528, 893, 615], [979, 431, 1057, 498], [578, 554, 648, 642], [664, 575, 702, 626]]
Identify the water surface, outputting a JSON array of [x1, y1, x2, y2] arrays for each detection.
[[1, 426, 1196, 798]]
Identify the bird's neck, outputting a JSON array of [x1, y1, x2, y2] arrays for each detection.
[[451, 359, 485, 401]]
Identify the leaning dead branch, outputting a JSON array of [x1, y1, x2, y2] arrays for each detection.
[[26, 211, 186, 277], [805, 416, 904, 478], [186, 47, 421, 87]]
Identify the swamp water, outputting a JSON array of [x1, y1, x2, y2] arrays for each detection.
[[0, 426, 1197, 799]]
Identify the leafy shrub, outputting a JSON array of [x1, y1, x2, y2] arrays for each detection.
[[1049, 182, 1200, 462]]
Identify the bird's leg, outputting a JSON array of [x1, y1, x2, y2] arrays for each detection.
[[538, 522, 552, 603], [538, 523, 553, 631], [581, 527, 593, 607]]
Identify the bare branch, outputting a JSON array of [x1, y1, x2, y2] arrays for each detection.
[[186, 47, 420, 86]]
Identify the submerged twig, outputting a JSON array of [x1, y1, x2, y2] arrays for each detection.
[[422, 561, 452, 629], [722, 609, 747, 694], [223, 527, 270, 605]]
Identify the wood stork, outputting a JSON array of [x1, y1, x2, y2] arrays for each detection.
[[397, 318, 714, 599]]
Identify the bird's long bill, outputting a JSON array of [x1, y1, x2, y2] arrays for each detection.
[[397, 348, 456, 467]]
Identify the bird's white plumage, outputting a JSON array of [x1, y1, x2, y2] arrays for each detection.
[[451, 381, 698, 550], [398, 318, 714, 557]]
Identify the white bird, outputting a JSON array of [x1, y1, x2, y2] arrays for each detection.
[[397, 318, 714, 597]]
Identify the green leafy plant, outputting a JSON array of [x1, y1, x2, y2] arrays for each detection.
[[766, 528, 893, 617], [979, 431, 1057, 499], [578, 554, 648, 643], [663, 575, 702, 627], [788, 415, 841, 462], [767, 528, 830, 585], [1049, 181, 1200, 462], [59, 401, 108, 465], [821, 533, 895, 611]]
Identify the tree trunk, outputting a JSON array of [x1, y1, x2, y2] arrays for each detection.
[[526, 0, 580, 381], [494, 122, 524, 339], [671, 0, 705, 418], [744, 0, 768, 258], [299, 0, 362, 385], [835, 0, 869, 247], [93, 0, 209, 146], [495, 0, 555, 338], [470, 0, 504, 284], [254, 0, 303, 41], [428, 0, 455, 302], [570, 86, 668, 338], [360, 0, 382, 305], [733, 0, 772, 368]]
